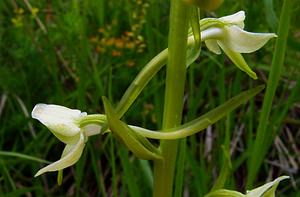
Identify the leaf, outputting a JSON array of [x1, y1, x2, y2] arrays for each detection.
[[133, 85, 264, 140], [103, 97, 162, 160], [263, 0, 278, 30]]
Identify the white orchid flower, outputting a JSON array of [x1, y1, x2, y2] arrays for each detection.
[[32, 104, 101, 177], [246, 176, 289, 197], [201, 11, 277, 79], [205, 176, 289, 197]]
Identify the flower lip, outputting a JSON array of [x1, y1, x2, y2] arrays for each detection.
[[34, 133, 86, 177], [32, 104, 86, 137], [201, 27, 224, 40]]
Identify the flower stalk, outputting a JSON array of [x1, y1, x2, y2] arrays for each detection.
[[153, 0, 190, 196]]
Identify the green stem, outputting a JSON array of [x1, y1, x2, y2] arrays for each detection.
[[116, 22, 217, 118], [153, 0, 190, 196], [247, 0, 293, 188], [115, 49, 167, 117]]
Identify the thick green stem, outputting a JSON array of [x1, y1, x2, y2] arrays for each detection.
[[153, 0, 190, 196], [247, 0, 293, 188]]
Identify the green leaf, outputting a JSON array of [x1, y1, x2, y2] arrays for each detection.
[[0, 151, 51, 164], [247, 0, 294, 187], [132, 85, 264, 139], [263, 0, 278, 30], [103, 97, 162, 160]]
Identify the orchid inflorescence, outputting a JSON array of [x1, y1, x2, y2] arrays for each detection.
[[31, 10, 286, 196]]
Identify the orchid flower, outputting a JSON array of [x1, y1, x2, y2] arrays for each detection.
[[32, 104, 101, 177], [200, 11, 277, 79], [205, 176, 289, 197], [246, 176, 289, 197]]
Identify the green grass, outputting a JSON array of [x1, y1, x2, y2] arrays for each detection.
[[0, 0, 299, 196]]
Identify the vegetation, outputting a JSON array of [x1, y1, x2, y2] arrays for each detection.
[[0, 0, 299, 196]]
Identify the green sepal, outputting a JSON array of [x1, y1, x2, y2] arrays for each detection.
[[218, 43, 258, 79], [102, 97, 162, 160]]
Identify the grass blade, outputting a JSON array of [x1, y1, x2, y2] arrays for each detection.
[[247, 0, 294, 188]]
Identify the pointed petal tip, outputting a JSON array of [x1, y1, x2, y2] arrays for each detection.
[[34, 170, 44, 177], [263, 33, 277, 39], [236, 10, 245, 18], [271, 33, 278, 38], [276, 175, 290, 181]]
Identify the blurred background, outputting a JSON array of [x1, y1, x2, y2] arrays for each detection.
[[0, 0, 299, 196]]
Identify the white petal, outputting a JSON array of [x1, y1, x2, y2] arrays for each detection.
[[220, 11, 245, 29], [222, 26, 277, 53], [246, 176, 289, 197], [218, 42, 257, 79], [201, 27, 224, 41], [32, 104, 86, 137], [52, 132, 81, 144], [83, 124, 102, 137], [205, 40, 221, 54], [201, 27, 223, 54], [34, 133, 85, 177]]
